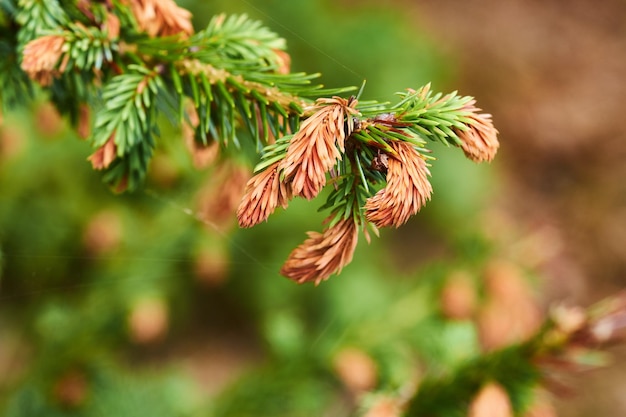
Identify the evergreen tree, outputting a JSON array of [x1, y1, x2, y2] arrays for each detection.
[[1, 1, 624, 416]]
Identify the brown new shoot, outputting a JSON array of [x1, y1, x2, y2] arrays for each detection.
[[127, 0, 194, 38], [21, 34, 66, 86], [88, 134, 117, 170], [237, 162, 291, 228], [456, 102, 500, 163], [280, 97, 358, 200], [281, 217, 358, 285], [365, 140, 432, 228]]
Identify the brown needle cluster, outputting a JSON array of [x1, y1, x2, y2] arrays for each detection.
[[365, 140, 432, 228], [237, 97, 360, 283], [21, 34, 66, 86], [455, 102, 500, 163], [237, 88, 500, 284], [237, 97, 356, 228], [280, 97, 358, 200], [127, 0, 194, 37], [88, 134, 117, 170], [236, 162, 291, 228], [280, 217, 358, 285]]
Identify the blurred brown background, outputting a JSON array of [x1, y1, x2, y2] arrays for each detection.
[[412, 0, 626, 415]]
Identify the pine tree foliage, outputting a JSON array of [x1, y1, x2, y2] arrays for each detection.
[[2, 2, 622, 417], [2, 0, 499, 283]]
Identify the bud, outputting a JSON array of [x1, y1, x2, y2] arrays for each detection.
[[550, 304, 586, 334], [77, 104, 91, 139], [129, 0, 194, 38], [454, 102, 499, 163], [127, 296, 169, 344], [35, 102, 64, 138], [280, 97, 358, 200], [183, 104, 220, 169], [440, 270, 477, 320], [468, 383, 512, 417], [83, 210, 123, 255], [281, 217, 358, 284], [237, 162, 290, 228], [332, 347, 378, 394], [365, 140, 432, 228], [478, 260, 541, 351], [105, 13, 121, 40], [273, 49, 291, 75], [53, 369, 89, 409], [88, 134, 117, 170], [0, 124, 27, 160], [21, 35, 66, 86], [194, 244, 229, 286]]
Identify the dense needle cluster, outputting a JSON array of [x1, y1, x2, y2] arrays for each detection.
[[237, 90, 500, 284], [280, 97, 358, 200], [280, 217, 358, 285], [126, 0, 194, 37], [13, 0, 500, 284], [364, 140, 433, 228], [21, 34, 66, 86], [455, 102, 500, 163], [236, 162, 291, 228]]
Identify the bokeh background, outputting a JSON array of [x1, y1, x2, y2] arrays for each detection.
[[1, 0, 625, 416]]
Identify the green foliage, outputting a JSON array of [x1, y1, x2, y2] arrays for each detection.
[[2, 2, 607, 417], [14, 0, 68, 44], [406, 345, 540, 417]]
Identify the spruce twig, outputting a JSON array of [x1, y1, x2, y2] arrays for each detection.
[[3, 0, 499, 282], [402, 293, 626, 416]]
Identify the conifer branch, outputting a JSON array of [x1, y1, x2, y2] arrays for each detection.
[[2, 0, 499, 281], [402, 293, 626, 416]]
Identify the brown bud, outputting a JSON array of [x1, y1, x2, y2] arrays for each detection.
[[272, 49, 291, 74], [183, 104, 220, 169], [127, 297, 169, 344], [129, 0, 193, 38], [440, 270, 477, 320], [194, 245, 229, 286], [36, 102, 64, 138], [21, 34, 65, 85], [77, 104, 91, 139], [468, 383, 513, 417], [0, 124, 27, 160], [83, 210, 123, 255], [104, 13, 121, 40], [478, 260, 542, 351], [53, 369, 89, 409], [88, 134, 117, 170], [550, 304, 586, 335], [332, 347, 378, 394], [281, 217, 358, 284]]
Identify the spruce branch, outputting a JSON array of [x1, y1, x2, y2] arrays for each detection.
[[14, 0, 68, 45], [3, 0, 500, 281], [398, 293, 626, 417], [89, 64, 162, 190], [195, 13, 286, 66], [237, 88, 498, 283]]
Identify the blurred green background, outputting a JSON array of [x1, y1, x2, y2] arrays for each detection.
[[2, 0, 625, 416]]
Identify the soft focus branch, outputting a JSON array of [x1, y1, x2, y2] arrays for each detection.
[[1, 0, 499, 282], [401, 293, 626, 417]]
